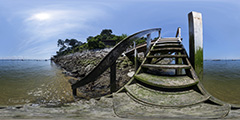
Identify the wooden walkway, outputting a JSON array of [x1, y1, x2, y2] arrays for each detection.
[[70, 28, 239, 119], [113, 37, 231, 119]]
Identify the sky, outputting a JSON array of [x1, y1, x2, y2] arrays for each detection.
[[0, 0, 239, 59]]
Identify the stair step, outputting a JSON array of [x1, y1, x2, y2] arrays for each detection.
[[157, 41, 180, 44], [160, 37, 180, 41], [113, 92, 230, 119], [142, 64, 191, 69], [154, 44, 182, 48], [134, 73, 198, 88], [147, 54, 187, 58], [151, 48, 183, 52], [125, 83, 209, 107]]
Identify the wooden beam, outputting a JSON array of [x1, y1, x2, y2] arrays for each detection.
[[110, 61, 116, 93], [188, 11, 203, 80]]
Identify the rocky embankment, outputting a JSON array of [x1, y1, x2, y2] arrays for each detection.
[[52, 48, 135, 99]]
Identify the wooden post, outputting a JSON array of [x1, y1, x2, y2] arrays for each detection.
[[73, 88, 77, 97], [158, 30, 161, 38], [110, 61, 116, 93], [188, 11, 203, 80], [146, 34, 151, 55], [133, 41, 138, 71]]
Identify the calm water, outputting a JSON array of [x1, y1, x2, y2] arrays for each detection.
[[202, 60, 240, 105], [0, 60, 239, 106], [0, 60, 74, 106]]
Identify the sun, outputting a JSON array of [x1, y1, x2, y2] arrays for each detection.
[[33, 13, 51, 21]]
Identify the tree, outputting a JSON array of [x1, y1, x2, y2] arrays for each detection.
[[100, 29, 112, 36]]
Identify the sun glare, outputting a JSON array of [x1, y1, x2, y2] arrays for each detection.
[[33, 13, 51, 21]]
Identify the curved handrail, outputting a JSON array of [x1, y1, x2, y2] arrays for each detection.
[[72, 28, 161, 90]]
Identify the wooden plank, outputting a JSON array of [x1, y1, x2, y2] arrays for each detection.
[[110, 61, 117, 93], [188, 11, 203, 80], [147, 54, 187, 58], [151, 48, 183, 52], [125, 83, 209, 107], [142, 64, 191, 69], [155, 43, 182, 47], [134, 73, 198, 88]]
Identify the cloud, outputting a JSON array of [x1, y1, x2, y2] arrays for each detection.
[[18, 4, 109, 58]]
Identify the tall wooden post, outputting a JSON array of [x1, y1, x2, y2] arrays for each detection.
[[188, 11, 203, 80], [110, 61, 116, 93], [146, 34, 151, 55], [133, 41, 138, 71]]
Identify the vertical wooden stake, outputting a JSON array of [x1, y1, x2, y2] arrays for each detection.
[[146, 34, 151, 55], [110, 61, 116, 93], [188, 11, 203, 80], [134, 41, 138, 71], [158, 30, 161, 38], [72, 88, 77, 97]]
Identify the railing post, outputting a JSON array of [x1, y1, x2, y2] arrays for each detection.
[[110, 61, 116, 93], [188, 11, 203, 80], [158, 30, 161, 38], [178, 27, 181, 38], [73, 88, 77, 97], [146, 34, 151, 55], [133, 41, 138, 71]]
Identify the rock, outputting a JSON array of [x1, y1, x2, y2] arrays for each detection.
[[84, 64, 94, 73], [52, 48, 134, 99], [127, 71, 135, 77]]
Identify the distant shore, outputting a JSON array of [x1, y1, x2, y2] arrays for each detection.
[[0, 59, 49, 61]]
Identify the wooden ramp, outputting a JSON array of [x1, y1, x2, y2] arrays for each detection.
[[113, 37, 231, 119]]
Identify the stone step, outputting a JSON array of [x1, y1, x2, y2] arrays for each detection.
[[134, 73, 198, 88], [147, 54, 187, 58], [124, 83, 209, 107], [113, 92, 230, 119], [142, 64, 191, 69]]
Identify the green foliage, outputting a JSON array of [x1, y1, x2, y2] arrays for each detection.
[[55, 29, 127, 57]]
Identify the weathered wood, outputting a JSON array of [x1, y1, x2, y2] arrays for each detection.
[[113, 92, 230, 119], [110, 61, 117, 93], [175, 27, 181, 39], [154, 43, 182, 48], [150, 48, 183, 52], [188, 11, 203, 80], [147, 54, 187, 58], [159, 37, 180, 41], [142, 64, 191, 69], [146, 34, 151, 55], [175, 52, 183, 75], [73, 88, 77, 96], [133, 41, 139, 71], [72, 28, 161, 90], [134, 73, 198, 88], [125, 83, 209, 107]]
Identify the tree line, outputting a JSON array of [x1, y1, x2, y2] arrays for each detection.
[[55, 29, 127, 57], [55, 29, 149, 57]]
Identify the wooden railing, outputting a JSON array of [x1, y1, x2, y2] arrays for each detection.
[[71, 28, 161, 96]]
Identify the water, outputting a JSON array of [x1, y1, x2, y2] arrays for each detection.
[[202, 60, 240, 105], [0, 60, 239, 106], [0, 60, 74, 106]]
